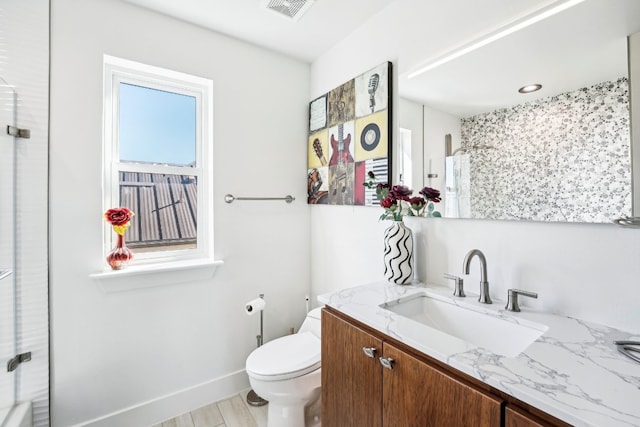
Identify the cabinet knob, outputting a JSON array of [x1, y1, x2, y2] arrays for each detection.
[[379, 357, 395, 370], [362, 347, 377, 358]]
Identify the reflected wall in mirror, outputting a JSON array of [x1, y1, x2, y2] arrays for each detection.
[[399, 0, 640, 223], [397, 98, 424, 191], [452, 77, 630, 222]]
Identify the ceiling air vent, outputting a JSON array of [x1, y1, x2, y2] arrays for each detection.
[[262, 0, 315, 22]]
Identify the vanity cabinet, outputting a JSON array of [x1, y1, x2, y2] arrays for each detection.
[[322, 308, 502, 426]]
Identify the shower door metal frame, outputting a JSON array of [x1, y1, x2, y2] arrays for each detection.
[[0, 76, 17, 421]]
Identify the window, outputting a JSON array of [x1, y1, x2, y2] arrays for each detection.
[[103, 55, 213, 265]]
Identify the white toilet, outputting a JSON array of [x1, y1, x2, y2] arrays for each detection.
[[245, 307, 323, 427]]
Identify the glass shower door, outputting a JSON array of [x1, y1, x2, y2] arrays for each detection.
[[0, 77, 17, 423]]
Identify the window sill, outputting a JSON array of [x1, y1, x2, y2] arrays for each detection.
[[90, 259, 224, 293]]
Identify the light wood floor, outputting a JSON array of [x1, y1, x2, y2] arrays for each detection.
[[152, 389, 268, 427]]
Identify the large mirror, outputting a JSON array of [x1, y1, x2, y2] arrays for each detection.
[[398, 0, 640, 223]]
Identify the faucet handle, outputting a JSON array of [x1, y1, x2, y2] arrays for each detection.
[[444, 273, 466, 297], [505, 289, 538, 312]]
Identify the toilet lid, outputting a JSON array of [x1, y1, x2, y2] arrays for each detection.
[[246, 331, 321, 381]]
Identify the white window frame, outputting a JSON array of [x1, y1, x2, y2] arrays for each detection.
[[102, 55, 214, 266]]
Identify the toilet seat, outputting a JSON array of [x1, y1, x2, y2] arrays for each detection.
[[246, 331, 321, 381]]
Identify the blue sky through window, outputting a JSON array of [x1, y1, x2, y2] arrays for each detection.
[[119, 83, 196, 166]]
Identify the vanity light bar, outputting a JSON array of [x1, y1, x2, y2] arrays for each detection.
[[407, 0, 586, 79]]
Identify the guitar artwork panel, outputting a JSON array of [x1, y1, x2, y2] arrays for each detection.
[[307, 61, 392, 206], [326, 80, 356, 205], [307, 130, 329, 204], [328, 120, 355, 167]]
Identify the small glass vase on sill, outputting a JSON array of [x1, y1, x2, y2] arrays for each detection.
[[106, 232, 134, 270], [104, 207, 135, 270]]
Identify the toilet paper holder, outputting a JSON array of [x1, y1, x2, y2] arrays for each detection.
[[249, 294, 265, 347], [246, 294, 268, 407]]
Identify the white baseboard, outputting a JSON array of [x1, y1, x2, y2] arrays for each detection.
[[74, 369, 250, 427], [4, 402, 33, 427]]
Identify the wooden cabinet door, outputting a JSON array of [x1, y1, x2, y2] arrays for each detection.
[[505, 405, 564, 427], [322, 309, 384, 427], [382, 343, 502, 427]]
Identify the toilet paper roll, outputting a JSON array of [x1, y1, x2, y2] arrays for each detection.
[[245, 298, 266, 315]]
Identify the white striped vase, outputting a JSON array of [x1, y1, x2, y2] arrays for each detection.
[[383, 220, 413, 285]]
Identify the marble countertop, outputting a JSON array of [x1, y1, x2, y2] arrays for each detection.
[[318, 281, 640, 427]]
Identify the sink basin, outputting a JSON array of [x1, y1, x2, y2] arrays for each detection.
[[380, 292, 547, 357]]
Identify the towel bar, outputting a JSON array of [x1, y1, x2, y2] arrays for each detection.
[[224, 194, 295, 204]]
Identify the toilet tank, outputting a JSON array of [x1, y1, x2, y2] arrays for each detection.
[[298, 307, 323, 338]]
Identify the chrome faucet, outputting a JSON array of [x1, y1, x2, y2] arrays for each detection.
[[463, 249, 492, 304]]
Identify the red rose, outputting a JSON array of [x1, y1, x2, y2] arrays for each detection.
[[380, 196, 397, 209], [104, 207, 134, 226], [419, 187, 441, 203], [409, 196, 426, 210], [389, 185, 412, 199]]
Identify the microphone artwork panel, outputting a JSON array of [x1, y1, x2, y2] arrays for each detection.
[[355, 62, 390, 118]]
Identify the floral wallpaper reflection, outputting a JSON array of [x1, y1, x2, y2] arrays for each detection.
[[459, 77, 631, 223]]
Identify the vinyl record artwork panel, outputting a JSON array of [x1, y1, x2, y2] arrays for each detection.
[[354, 110, 388, 162]]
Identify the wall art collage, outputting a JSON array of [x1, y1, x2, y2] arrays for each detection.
[[307, 61, 392, 205]]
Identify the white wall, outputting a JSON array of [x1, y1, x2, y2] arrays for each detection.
[[0, 0, 50, 425], [310, 2, 640, 333], [49, 0, 310, 425]]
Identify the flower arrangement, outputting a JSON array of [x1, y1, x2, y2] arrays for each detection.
[[104, 207, 135, 270], [364, 171, 441, 221], [104, 207, 135, 235]]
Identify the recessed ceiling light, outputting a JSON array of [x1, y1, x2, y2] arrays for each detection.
[[518, 84, 542, 94]]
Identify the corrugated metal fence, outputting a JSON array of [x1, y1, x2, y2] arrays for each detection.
[[120, 172, 197, 249]]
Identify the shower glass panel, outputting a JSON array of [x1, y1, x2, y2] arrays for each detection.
[[0, 77, 17, 424]]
